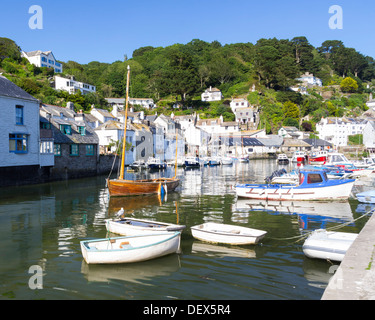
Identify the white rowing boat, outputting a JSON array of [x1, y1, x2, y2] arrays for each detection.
[[302, 229, 358, 262], [106, 217, 186, 236], [190, 222, 267, 245], [80, 232, 181, 264]]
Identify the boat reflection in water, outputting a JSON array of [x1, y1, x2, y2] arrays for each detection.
[[81, 254, 181, 285], [191, 242, 257, 259], [233, 199, 353, 230], [107, 193, 167, 217]]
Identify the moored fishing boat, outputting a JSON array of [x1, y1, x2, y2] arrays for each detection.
[[277, 154, 289, 165], [147, 157, 167, 170], [309, 150, 328, 165], [235, 168, 355, 201], [302, 229, 358, 262], [208, 156, 221, 166], [184, 156, 200, 168], [291, 151, 306, 163], [80, 232, 181, 264], [130, 160, 147, 171], [190, 222, 267, 245], [221, 156, 233, 165]]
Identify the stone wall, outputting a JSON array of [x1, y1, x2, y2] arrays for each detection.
[[0, 155, 121, 188]]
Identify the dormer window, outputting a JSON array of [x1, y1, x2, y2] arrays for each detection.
[[78, 126, 86, 136], [60, 124, 71, 135]]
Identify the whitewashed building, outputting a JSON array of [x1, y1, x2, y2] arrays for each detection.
[[297, 72, 323, 87], [201, 87, 223, 102], [21, 50, 63, 73], [316, 117, 367, 147], [230, 98, 249, 113], [55, 76, 96, 95], [196, 116, 239, 135], [363, 120, 375, 149], [105, 97, 155, 110]]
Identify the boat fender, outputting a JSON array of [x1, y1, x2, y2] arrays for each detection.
[[164, 183, 167, 194]]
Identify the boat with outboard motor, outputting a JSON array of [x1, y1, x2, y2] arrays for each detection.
[[235, 168, 355, 201]]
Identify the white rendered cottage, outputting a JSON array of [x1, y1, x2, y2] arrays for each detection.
[[201, 87, 223, 102], [22, 50, 63, 73]]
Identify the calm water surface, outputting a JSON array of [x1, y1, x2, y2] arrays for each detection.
[[0, 159, 373, 300]]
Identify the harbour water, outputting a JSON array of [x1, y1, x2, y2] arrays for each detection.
[[0, 159, 373, 300]]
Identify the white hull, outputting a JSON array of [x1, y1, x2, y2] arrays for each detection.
[[235, 180, 355, 201], [106, 218, 185, 236], [80, 232, 181, 264], [221, 156, 233, 165], [191, 222, 267, 245], [302, 229, 357, 262]]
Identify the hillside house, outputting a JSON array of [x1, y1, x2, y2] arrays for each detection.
[[201, 87, 223, 102], [21, 50, 63, 73], [55, 76, 96, 95], [230, 98, 249, 113]]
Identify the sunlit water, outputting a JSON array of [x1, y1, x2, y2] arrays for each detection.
[[0, 159, 373, 300]]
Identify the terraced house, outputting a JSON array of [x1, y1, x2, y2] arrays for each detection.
[[40, 102, 100, 180], [0, 74, 44, 186]]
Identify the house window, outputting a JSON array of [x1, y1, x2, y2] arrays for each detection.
[[78, 126, 86, 136], [41, 57, 47, 62], [40, 121, 51, 129], [54, 144, 61, 156], [16, 106, 24, 125], [40, 141, 53, 154], [70, 144, 79, 156], [9, 134, 28, 153], [86, 145, 94, 156], [60, 124, 71, 135]]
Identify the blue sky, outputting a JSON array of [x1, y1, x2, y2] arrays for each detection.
[[1, 0, 374, 64]]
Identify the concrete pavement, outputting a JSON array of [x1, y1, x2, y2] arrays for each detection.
[[322, 212, 375, 300]]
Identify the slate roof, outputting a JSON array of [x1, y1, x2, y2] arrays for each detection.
[[41, 103, 99, 144], [218, 137, 264, 147], [303, 138, 333, 148], [0, 75, 39, 102]]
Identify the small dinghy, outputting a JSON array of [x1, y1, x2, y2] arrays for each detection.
[[190, 222, 267, 245], [106, 217, 186, 236], [80, 232, 181, 264], [356, 190, 375, 204], [302, 229, 358, 262]]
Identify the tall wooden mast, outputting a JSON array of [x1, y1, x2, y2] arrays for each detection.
[[119, 65, 130, 180]]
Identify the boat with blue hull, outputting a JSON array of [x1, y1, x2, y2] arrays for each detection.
[[235, 169, 355, 201], [184, 156, 200, 168]]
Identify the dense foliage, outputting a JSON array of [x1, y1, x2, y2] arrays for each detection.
[[1, 36, 374, 133]]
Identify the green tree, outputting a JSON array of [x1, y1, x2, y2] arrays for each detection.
[[0, 38, 21, 61], [340, 77, 358, 93], [283, 101, 300, 120]]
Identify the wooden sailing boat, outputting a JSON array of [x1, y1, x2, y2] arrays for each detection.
[[107, 66, 180, 197]]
